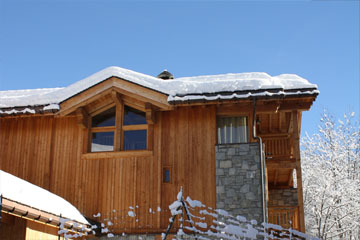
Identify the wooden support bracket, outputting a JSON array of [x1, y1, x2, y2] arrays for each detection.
[[111, 90, 122, 106], [145, 103, 155, 124], [76, 107, 88, 129]]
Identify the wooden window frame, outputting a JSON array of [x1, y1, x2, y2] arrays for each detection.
[[86, 93, 154, 153]]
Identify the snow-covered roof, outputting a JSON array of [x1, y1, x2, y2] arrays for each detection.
[[0, 170, 89, 225], [0, 66, 318, 114]]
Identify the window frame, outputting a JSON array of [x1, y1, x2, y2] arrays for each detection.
[[216, 115, 250, 145], [87, 96, 152, 153]]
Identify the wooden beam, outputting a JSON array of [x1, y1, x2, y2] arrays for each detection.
[[274, 170, 279, 186], [86, 97, 114, 116], [266, 159, 296, 169], [145, 103, 156, 124], [216, 101, 280, 116], [1, 198, 90, 233], [112, 78, 171, 110], [111, 90, 122, 105], [59, 77, 172, 116], [268, 184, 296, 189], [288, 170, 294, 187], [292, 110, 306, 233], [114, 93, 123, 151], [259, 133, 290, 138], [288, 113, 293, 133], [278, 112, 282, 132], [59, 80, 114, 116], [269, 114, 273, 133], [81, 150, 152, 160], [279, 101, 313, 111], [76, 107, 88, 129]]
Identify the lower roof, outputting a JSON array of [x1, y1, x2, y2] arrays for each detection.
[[0, 170, 89, 225]]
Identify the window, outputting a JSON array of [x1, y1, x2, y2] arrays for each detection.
[[163, 167, 171, 183], [122, 106, 147, 150], [217, 116, 248, 144], [89, 104, 148, 152], [91, 107, 116, 152]]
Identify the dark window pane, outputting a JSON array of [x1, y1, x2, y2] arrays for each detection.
[[92, 107, 116, 127], [217, 116, 248, 144], [163, 168, 171, 183], [123, 105, 146, 125], [123, 130, 147, 150], [91, 132, 114, 152]]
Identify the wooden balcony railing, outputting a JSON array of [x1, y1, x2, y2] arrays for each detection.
[[268, 206, 299, 230], [262, 138, 293, 159]]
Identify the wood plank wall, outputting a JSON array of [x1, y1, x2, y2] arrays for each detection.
[[0, 105, 217, 234], [160, 106, 217, 228]]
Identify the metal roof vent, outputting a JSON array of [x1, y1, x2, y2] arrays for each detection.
[[157, 69, 174, 80]]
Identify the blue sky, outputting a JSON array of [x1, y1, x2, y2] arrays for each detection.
[[0, 0, 359, 137]]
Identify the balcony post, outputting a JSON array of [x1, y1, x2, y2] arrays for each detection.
[[292, 110, 305, 232]]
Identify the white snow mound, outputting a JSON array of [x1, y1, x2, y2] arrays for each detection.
[[0, 170, 89, 224]]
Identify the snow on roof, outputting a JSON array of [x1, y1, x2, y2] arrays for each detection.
[[0, 88, 63, 108], [0, 66, 318, 111], [0, 170, 89, 225]]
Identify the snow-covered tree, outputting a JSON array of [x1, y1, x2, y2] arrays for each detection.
[[302, 110, 360, 239]]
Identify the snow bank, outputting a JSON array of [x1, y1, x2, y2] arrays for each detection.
[[0, 170, 89, 225], [0, 66, 318, 110]]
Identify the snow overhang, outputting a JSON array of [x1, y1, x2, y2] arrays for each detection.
[[0, 170, 91, 233], [0, 66, 319, 116]]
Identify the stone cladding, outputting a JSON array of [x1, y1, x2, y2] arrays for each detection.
[[215, 143, 265, 223]]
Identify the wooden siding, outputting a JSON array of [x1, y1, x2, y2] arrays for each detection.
[[26, 221, 65, 240], [0, 213, 26, 240], [0, 105, 217, 234], [159, 106, 217, 228]]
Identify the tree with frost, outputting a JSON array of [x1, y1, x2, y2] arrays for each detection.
[[302, 111, 360, 240]]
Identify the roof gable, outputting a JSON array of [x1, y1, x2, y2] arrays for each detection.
[[58, 77, 171, 116]]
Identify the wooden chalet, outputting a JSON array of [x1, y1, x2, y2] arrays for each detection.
[[0, 66, 318, 239]]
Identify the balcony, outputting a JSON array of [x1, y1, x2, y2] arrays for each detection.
[[268, 206, 300, 230]]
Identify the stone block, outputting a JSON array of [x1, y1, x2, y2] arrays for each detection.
[[217, 202, 225, 209], [229, 168, 236, 175], [226, 189, 236, 197], [240, 184, 250, 193], [239, 144, 250, 152], [216, 169, 224, 176], [250, 165, 258, 171], [240, 201, 249, 208], [245, 192, 256, 201], [224, 177, 235, 185], [242, 161, 249, 170], [220, 160, 232, 168], [232, 156, 241, 163], [246, 171, 255, 178], [216, 186, 225, 194], [216, 152, 226, 160], [227, 148, 236, 156]]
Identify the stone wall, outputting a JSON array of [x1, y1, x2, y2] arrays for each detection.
[[215, 143, 265, 223], [268, 188, 298, 207]]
